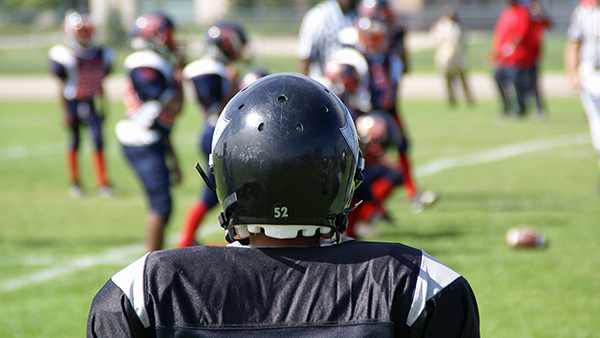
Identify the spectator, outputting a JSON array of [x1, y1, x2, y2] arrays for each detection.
[[430, 5, 474, 107], [521, 0, 553, 119], [490, 0, 530, 118]]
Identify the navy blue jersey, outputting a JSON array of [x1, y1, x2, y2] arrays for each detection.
[[364, 53, 403, 113], [183, 56, 233, 119], [115, 50, 180, 147], [48, 43, 112, 100], [87, 239, 479, 337]]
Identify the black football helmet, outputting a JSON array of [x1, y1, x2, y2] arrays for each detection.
[[130, 13, 177, 55], [205, 21, 250, 62], [64, 12, 95, 48], [208, 73, 363, 242]]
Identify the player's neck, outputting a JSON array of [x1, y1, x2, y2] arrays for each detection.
[[249, 231, 321, 247]]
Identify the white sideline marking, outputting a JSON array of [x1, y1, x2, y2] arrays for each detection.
[[0, 243, 144, 293], [0, 133, 592, 293], [414, 133, 591, 178]]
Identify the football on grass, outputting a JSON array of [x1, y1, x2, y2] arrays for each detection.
[[506, 226, 547, 248]]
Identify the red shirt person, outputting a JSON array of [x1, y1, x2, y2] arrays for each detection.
[[491, 0, 531, 116]]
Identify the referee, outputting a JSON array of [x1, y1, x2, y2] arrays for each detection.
[[297, 0, 358, 78], [565, 0, 600, 190]]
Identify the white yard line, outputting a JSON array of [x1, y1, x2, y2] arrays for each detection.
[[0, 243, 144, 293], [415, 133, 592, 178], [0, 132, 592, 293]]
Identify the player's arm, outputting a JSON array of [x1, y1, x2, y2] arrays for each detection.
[[188, 73, 232, 124], [86, 280, 149, 337], [87, 255, 152, 338], [297, 8, 321, 76], [410, 277, 480, 337], [165, 54, 187, 117], [163, 135, 182, 185], [564, 39, 582, 90], [399, 251, 480, 337], [48, 47, 73, 127]]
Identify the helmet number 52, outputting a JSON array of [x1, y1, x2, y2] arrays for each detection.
[[274, 206, 289, 218]]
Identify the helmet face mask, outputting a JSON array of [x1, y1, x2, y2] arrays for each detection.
[[210, 73, 363, 242], [131, 13, 177, 53], [356, 17, 390, 55], [64, 12, 95, 48], [325, 61, 360, 95], [206, 22, 250, 62]]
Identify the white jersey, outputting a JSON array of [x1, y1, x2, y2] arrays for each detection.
[[297, 0, 353, 78], [430, 16, 467, 73], [568, 4, 600, 95]]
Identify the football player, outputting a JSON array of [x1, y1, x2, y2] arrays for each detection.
[[87, 73, 480, 337], [115, 13, 186, 252], [176, 22, 250, 248], [323, 47, 372, 119], [355, 12, 437, 212], [48, 11, 113, 198], [346, 111, 405, 238]]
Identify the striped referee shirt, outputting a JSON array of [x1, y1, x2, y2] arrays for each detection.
[[297, 0, 354, 78], [568, 4, 600, 69]]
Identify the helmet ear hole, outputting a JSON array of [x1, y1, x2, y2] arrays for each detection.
[[258, 123, 265, 131], [296, 123, 304, 132], [278, 95, 287, 103]]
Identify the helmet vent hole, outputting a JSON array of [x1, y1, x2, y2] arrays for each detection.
[[258, 123, 265, 131], [322, 105, 329, 113], [324, 88, 330, 93], [296, 123, 304, 132], [238, 104, 244, 110], [278, 95, 287, 103]]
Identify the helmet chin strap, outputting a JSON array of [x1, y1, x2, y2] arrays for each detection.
[[218, 193, 239, 243], [195, 162, 216, 193]]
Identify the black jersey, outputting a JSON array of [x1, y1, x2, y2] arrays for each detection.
[[87, 239, 479, 337]]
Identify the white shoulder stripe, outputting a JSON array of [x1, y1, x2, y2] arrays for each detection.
[[125, 51, 173, 79], [406, 251, 461, 326], [111, 253, 150, 328]]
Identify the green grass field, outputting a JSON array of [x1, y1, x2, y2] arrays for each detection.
[[1, 94, 599, 337], [1, 29, 599, 337]]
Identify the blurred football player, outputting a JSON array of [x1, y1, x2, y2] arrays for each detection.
[[345, 111, 404, 238], [115, 13, 186, 252], [355, 15, 437, 212], [87, 73, 480, 337], [323, 47, 372, 119], [356, 0, 410, 74], [48, 11, 113, 198], [176, 22, 250, 248], [238, 68, 271, 91]]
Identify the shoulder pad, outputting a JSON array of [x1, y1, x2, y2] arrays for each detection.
[[183, 57, 228, 80]]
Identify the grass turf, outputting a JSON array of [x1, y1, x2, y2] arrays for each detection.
[[1, 95, 599, 337]]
